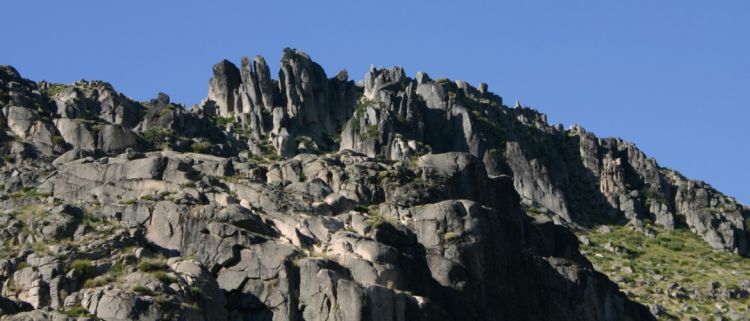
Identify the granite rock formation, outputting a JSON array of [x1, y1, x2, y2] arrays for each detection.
[[0, 49, 746, 320]]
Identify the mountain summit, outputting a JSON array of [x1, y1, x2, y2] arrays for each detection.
[[0, 49, 746, 320]]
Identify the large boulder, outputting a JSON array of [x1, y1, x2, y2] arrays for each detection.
[[207, 60, 242, 117], [54, 119, 95, 150], [97, 124, 141, 154]]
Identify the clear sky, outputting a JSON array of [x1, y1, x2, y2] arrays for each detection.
[[2, 1, 748, 204]]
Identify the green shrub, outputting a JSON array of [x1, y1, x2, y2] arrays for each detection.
[[132, 285, 152, 295], [82, 213, 102, 227], [109, 261, 126, 277], [159, 105, 175, 116], [52, 135, 66, 145], [211, 116, 234, 126], [43, 83, 70, 97], [142, 127, 173, 145], [189, 286, 202, 299], [663, 241, 684, 252], [524, 205, 544, 215], [83, 275, 113, 288], [154, 294, 169, 305], [10, 187, 49, 199], [70, 259, 93, 275], [354, 204, 370, 213], [65, 306, 93, 317], [361, 125, 379, 140], [366, 214, 395, 230], [443, 232, 460, 241], [190, 141, 212, 153], [154, 271, 178, 284]]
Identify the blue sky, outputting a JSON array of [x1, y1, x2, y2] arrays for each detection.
[[2, 1, 748, 204]]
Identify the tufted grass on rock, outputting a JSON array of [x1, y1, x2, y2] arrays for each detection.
[[154, 271, 178, 284], [70, 259, 93, 276], [65, 305, 94, 317], [10, 187, 49, 199], [190, 141, 211, 154], [138, 259, 168, 273], [353, 204, 370, 214], [443, 231, 460, 241], [189, 286, 202, 300], [132, 285, 152, 295], [83, 275, 114, 288]]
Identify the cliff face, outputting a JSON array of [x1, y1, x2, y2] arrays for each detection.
[[202, 49, 748, 257], [0, 49, 744, 320]]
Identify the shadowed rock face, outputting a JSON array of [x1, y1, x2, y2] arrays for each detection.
[[0, 50, 745, 320]]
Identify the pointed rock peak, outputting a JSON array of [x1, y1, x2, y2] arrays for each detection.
[[364, 66, 407, 100], [281, 48, 311, 62], [336, 69, 349, 81], [416, 72, 431, 85], [279, 49, 326, 77], [213, 59, 240, 80], [208, 59, 241, 116], [0, 65, 21, 81], [479, 82, 488, 94], [569, 124, 587, 134], [365, 65, 406, 80], [155, 92, 170, 106], [514, 100, 522, 108], [254, 55, 268, 68]]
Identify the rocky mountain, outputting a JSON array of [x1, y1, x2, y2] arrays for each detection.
[[0, 48, 746, 320]]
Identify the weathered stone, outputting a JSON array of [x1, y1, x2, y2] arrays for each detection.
[[97, 124, 140, 154]]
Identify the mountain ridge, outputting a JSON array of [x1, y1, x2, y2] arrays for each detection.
[[0, 49, 747, 320]]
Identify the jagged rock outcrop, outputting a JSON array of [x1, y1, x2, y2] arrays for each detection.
[[207, 60, 242, 117], [27, 148, 655, 320], [0, 53, 746, 320], [202, 49, 357, 157]]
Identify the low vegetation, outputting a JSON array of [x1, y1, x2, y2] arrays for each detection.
[[581, 224, 750, 320], [190, 141, 212, 153], [142, 127, 173, 146], [138, 260, 168, 273]]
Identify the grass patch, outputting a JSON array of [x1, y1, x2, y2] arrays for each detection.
[[83, 275, 113, 288], [119, 199, 137, 205], [138, 260, 168, 273], [211, 116, 234, 127], [190, 141, 212, 154], [70, 259, 93, 275], [65, 305, 94, 317], [142, 127, 173, 146], [581, 224, 750, 321], [10, 187, 49, 199], [52, 135, 66, 145], [353, 204, 370, 214], [109, 261, 126, 277], [154, 271, 178, 284], [43, 83, 70, 96], [189, 286, 202, 300], [132, 285, 152, 295], [365, 213, 396, 230], [82, 212, 103, 227], [443, 231, 460, 241], [361, 125, 379, 140]]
